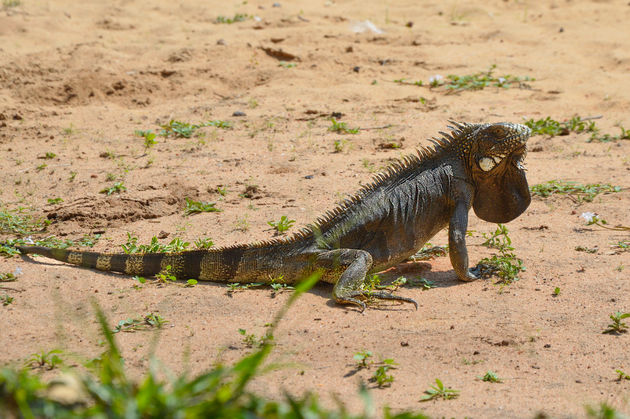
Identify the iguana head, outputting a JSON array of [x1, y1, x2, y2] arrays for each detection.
[[458, 122, 532, 223]]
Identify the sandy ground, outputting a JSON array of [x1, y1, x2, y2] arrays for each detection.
[[1, 0, 629, 417]]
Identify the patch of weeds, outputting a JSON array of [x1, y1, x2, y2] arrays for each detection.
[[575, 245, 598, 254], [581, 212, 630, 232], [2, 0, 21, 8], [238, 328, 271, 348], [407, 277, 436, 290], [3, 234, 100, 257], [430, 65, 533, 93], [35, 163, 47, 172], [524, 115, 597, 137], [369, 359, 397, 388], [113, 313, 168, 333], [100, 181, 127, 195], [215, 13, 249, 24], [531, 180, 620, 203], [24, 350, 63, 370], [393, 78, 423, 87], [477, 224, 525, 284], [585, 402, 623, 418], [184, 198, 221, 215], [410, 243, 448, 261], [134, 130, 157, 149], [217, 186, 227, 196], [588, 125, 630, 143], [0, 272, 17, 282], [270, 279, 294, 297], [1, 294, 14, 306], [41, 152, 56, 159], [353, 351, 373, 369], [267, 216, 295, 234], [333, 139, 349, 153], [226, 282, 264, 295], [478, 371, 502, 383], [155, 265, 177, 284], [602, 312, 629, 334], [329, 118, 359, 134], [616, 369, 630, 381], [47, 197, 63, 205], [121, 233, 190, 254], [420, 378, 460, 401], [0, 207, 46, 235], [278, 61, 297, 69], [234, 215, 250, 232], [69, 171, 77, 182], [159, 120, 231, 139], [194, 237, 214, 249], [611, 240, 629, 253]]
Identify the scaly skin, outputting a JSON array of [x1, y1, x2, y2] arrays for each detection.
[[11, 121, 532, 311]]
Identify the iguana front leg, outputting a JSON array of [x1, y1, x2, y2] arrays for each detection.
[[315, 249, 418, 312], [449, 200, 479, 281]]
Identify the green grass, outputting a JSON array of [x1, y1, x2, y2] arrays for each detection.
[[24, 349, 63, 370], [477, 224, 525, 284], [159, 119, 231, 139], [113, 313, 168, 333], [0, 207, 47, 235], [121, 233, 191, 254], [100, 181, 127, 196], [184, 198, 221, 215], [430, 65, 534, 92], [267, 215, 295, 234], [215, 13, 249, 24], [420, 378, 460, 401], [524, 115, 629, 142], [329, 118, 359, 134], [530, 180, 620, 203], [602, 312, 629, 334]]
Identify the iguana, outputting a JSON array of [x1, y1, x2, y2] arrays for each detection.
[[11, 121, 531, 311]]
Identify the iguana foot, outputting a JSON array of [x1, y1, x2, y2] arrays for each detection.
[[338, 290, 418, 312]]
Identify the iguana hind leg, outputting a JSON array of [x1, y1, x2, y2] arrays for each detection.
[[315, 249, 418, 312]]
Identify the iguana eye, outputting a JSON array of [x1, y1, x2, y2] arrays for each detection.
[[479, 157, 496, 171], [489, 125, 507, 137]]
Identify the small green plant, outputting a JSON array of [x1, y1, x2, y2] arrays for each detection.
[[430, 65, 533, 93], [1, 294, 14, 306], [393, 78, 423, 87], [184, 198, 221, 215], [531, 180, 620, 203], [121, 234, 191, 254], [553, 287, 561, 297], [329, 118, 359, 134], [113, 313, 168, 333], [420, 378, 460, 401], [47, 197, 63, 205], [24, 349, 63, 370], [581, 212, 630, 232], [159, 120, 231, 139], [269, 276, 294, 297], [100, 181, 127, 195], [215, 13, 249, 23], [0, 272, 17, 282], [353, 351, 373, 369], [477, 224, 525, 284], [217, 186, 227, 196], [615, 369, 630, 381], [587, 125, 630, 143], [408, 277, 436, 290], [410, 244, 448, 261], [278, 61, 297, 69], [155, 265, 177, 284], [35, 163, 47, 172], [238, 328, 268, 348], [602, 312, 630, 334], [194, 237, 214, 249], [134, 130, 157, 149], [524, 115, 597, 137], [69, 171, 78, 182], [226, 282, 264, 295], [478, 371, 502, 383], [369, 359, 397, 388], [267, 216, 295, 234], [333, 139, 348, 153], [42, 152, 56, 159]]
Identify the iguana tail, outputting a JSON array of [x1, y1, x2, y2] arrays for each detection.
[[14, 243, 307, 282]]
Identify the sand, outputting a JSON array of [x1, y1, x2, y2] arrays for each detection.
[[1, 0, 629, 417]]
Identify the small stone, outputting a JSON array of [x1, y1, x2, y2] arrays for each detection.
[[232, 110, 246, 117], [345, 46, 353, 53], [304, 174, 314, 179], [353, 66, 360, 72], [272, 2, 281, 7], [217, 39, 226, 45], [406, 21, 414, 28]]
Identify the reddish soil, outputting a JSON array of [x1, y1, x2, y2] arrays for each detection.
[[1, 1, 629, 417]]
